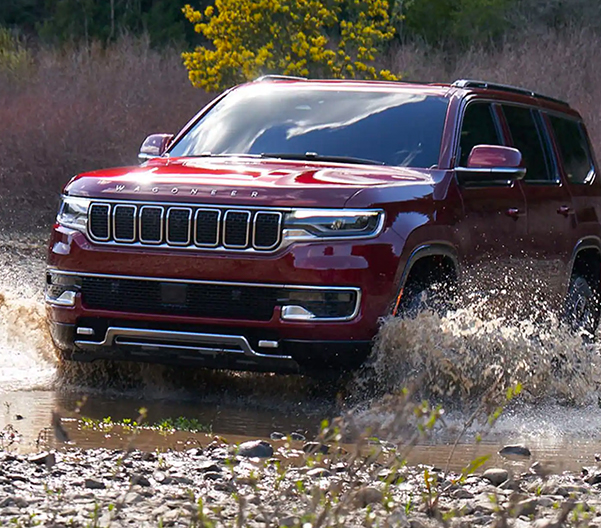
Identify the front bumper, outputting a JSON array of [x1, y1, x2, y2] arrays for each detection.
[[46, 225, 403, 372]]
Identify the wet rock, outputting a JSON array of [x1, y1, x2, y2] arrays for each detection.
[[585, 472, 601, 485], [153, 471, 171, 485], [172, 476, 194, 485], [290, 432, 306, 441], [514, 498, 539, 516], [306, 467, 332, 478], [131, 474, 151, 487], [555, 484, 587, 497], [84, 478, 105, 490], [482, 468, 509, 486], [302, 442, 329, 455], [197, 462, 222, 473], [355, 486, 383, 507], [204, 472, 223, 481], [499, 445, 532, 458], [237, 440, 274, 458], [270, 432, 285, 440], [452, 488, 474, 499], [28, 452, 55, 467]]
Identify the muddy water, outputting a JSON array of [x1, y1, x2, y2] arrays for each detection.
[[3, 232, 601, 473]]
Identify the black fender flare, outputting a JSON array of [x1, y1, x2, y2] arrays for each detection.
[[391, 242, 460, 316]]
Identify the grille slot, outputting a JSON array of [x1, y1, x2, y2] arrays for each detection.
[[87, 202, 283, 251], [113, 205, 136, 242], [194, 209, 220, 246], [139, 206, 163, 244], [81, 277, 279, 321], [89, 204, 110, 240], [167, 208, 192, 245], [224, 211, 251, 248], [254, 212, 282, 249]]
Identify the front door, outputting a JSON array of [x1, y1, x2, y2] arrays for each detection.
[[454, 101, 528, 309]]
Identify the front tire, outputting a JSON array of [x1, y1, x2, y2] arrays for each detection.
[[564, 275, 600, 338]]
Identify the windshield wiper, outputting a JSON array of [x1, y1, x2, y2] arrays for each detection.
[[260, 152, 385, 166]]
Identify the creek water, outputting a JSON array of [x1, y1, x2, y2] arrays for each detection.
[[2, 232, 601, 474]]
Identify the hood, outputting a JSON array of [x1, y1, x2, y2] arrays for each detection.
[[65, 157, 435, 208]]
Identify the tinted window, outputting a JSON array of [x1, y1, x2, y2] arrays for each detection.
[[503, 105, 552, 182], [550, 116, 595, 184], [169, 86, 449, 168], [458, 103, 502, 166]]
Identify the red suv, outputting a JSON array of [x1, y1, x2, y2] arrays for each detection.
[[46, 77, 601, 374]]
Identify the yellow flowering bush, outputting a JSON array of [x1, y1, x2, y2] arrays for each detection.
[[182, 0, 399, 91]]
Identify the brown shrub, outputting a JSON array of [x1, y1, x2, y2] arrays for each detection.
[[1, 29, 600, 232], [0, 36, 210, 231]]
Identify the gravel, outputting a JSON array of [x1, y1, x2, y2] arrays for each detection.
[[1, 441, 601, 527]]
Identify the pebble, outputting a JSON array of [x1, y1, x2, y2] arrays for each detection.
[[28, 452, 56, 466], [499, 445, 532, 458], [355, 486, 384, 507], [84, 478, 105, 490], [306, 467, 332, 478], [237, 440, 274, 458], [302, 442, 330, 455], [270, 432, 285, 440], [290, 432, 306, 441], [482, 468, 509, 486]]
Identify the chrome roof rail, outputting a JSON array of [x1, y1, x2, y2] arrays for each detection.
[[452, 79, 569, 107], [255, 74, 308, 82]]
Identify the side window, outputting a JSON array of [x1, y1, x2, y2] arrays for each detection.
[[502, 105, 552, 182], [458, 103, 502, 167], [549, 116, 595, 184]]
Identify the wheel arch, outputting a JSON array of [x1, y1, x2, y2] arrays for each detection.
[[569, 236, 601, 294], [391, 242, 460, 316]]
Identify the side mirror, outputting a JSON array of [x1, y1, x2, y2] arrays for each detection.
[[456, 145, 526, 187], [138, 134, 174, 163]]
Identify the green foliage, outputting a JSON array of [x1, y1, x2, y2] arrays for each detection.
[[182, 0, 399, 91], [396, 0, 513, 47], [0, 27, 30, 74]]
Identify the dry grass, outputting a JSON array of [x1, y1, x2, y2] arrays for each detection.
[[1, 28, 600, 231], [0, 36, 209, 231]]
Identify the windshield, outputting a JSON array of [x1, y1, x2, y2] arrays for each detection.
[[169, 85, 449, 168]]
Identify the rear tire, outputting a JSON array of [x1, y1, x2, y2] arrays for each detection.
[[564, 275, 600, 338]]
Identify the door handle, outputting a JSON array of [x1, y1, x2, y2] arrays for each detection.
[[557, 205, 574, 216], [505, 208, 523, 218]]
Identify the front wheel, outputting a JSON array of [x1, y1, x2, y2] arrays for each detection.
[[564, 275, 600, 338]]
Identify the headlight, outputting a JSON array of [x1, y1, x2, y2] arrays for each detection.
[[56, 196, 90, 232], [283, 209, 384, 240]]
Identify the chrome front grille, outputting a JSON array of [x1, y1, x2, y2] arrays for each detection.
[[88, 202, 283, 251]]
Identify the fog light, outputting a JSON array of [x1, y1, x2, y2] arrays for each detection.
[[281, 305, 316, 321], [279, 288, 359, 321], [47, 290, 77, 307]]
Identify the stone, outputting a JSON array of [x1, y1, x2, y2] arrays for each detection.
[[499, 445, 532, 458], [204, 472, 222, 481], [197, 462, 222, 473], [290, 432, 306, 441], [237, 440, 274, 458], [306, 467, 332, 478], [84, 478, 105, 490], [302, 442, 329, 455], [514, 498, 539, 516], [451, 488, 474, 499], [482, 468, 509, 486], [131, 474, 151, 487], [28, 452, 56, 467], [586, 473, 601, 485], [355, 486, 383, 507], [270, 432, 285, 440]]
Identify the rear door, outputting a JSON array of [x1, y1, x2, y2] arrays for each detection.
[[454, 101, 528, 295], [500, 104, 574, 302]]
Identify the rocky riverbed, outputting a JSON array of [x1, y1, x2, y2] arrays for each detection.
[[2, 438, 601, 527]]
